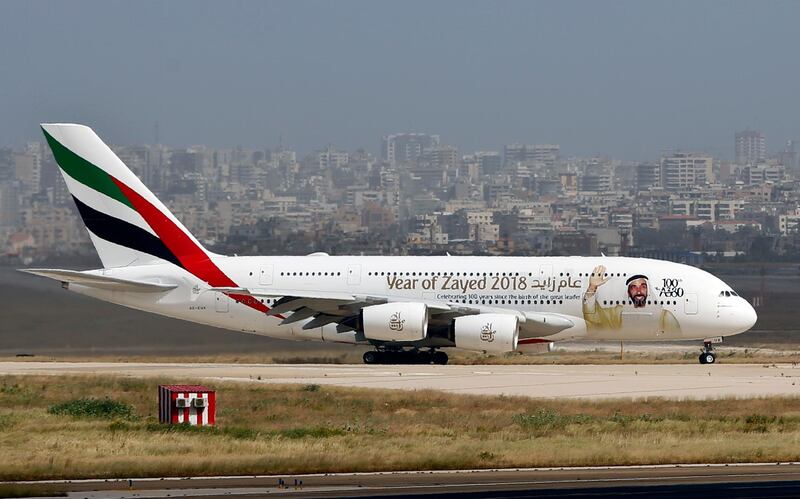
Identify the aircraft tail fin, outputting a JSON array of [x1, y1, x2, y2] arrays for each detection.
[[41, 123, 209, 269]]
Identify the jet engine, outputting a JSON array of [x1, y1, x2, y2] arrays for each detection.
[[362, 302, 428, 342], [453, 313, 519, 353]]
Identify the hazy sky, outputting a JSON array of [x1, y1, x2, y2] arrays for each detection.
[[1, 1, 798, 159]]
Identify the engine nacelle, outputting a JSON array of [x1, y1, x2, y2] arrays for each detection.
[[362, 302, 428, 342], [453, 313, 519, 353]]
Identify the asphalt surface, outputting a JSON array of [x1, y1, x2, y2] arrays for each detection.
[[2, 361, 800, 399], [10, 464, 800, 498]]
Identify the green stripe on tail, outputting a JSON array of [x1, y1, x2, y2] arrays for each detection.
[[42, 127, 134, 209]]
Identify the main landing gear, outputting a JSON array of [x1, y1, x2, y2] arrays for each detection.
[[699, 340, 716, 364], [363, 348, 448, 365]]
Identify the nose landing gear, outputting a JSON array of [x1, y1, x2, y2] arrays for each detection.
[[699, 340, 717, 364]]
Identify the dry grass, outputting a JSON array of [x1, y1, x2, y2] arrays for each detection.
[[1, 375, 800, 481]]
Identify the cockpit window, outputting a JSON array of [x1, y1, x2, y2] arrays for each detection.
[[719, 290, 738, 297]]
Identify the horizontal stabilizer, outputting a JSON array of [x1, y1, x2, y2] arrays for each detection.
[[20, 268, 177, 293]]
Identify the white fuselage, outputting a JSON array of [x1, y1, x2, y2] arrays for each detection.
[[66, 255, 757, 351]]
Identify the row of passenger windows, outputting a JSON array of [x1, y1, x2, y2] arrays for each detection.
[[365, 271, 627, 277], [367, 271, 524, 277], [242, 297, 676, 308], [279, 272, 341, 277], [451, 299, 677, 307], [233, 297, 277, 305], [457, 298, 565, 305], [603, 300, 678, 306], [270, 270, 627, 278]]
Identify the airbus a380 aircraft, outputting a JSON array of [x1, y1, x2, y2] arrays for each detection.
[[23, 124, 757, 365]]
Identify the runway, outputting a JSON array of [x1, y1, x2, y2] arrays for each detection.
[[10, 463, 800, 498], [2, 361, 800, 399]]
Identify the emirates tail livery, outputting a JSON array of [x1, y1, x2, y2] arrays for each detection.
[[23, 124, 757, 365]]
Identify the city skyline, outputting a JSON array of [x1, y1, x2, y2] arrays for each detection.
[[1, 1, 798, 159], [2, 121, 798, 265], [0, 127, 791, 164]]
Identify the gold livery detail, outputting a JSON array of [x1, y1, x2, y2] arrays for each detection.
[[388, 311, 405, 331], [480, 323, 496, 342]]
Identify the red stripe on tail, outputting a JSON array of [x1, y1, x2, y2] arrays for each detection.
[[110, 176, 272, 314]]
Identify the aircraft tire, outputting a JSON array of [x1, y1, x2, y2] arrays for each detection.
[[433, 351, 449, 365], [363, 351, 379, 364], [416, 351, 433, 364], [699, 352, 716, 364]]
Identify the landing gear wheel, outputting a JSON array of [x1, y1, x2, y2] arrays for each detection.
[[432, 351, 449, 365], [363, 351, 379, 364], [699, 352, 716, 365], [416, 351, 434, 364], [699, 340, 717, 365]]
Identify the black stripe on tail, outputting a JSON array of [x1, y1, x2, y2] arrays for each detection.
[[71, 195, 183, 268]]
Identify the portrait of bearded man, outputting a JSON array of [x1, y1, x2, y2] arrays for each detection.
[[582, 264, 681, 335]]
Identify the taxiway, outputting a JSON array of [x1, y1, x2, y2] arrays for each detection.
[[1, 361, 799, 399], [9, 463, 800, 498]]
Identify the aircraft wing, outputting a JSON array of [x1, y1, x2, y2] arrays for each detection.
[[207, 286, 575, 337], [20, 269, 177, 293]]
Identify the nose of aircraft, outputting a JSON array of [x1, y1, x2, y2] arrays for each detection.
[[730, 298, 758, 335], [741, 300, 758, 331]]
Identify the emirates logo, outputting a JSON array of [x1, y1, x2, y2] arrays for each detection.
[[480, 323, 496, 342], [389, 312, 405, 331]]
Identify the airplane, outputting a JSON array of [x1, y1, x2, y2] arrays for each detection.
[[22, 124, 757, 365]]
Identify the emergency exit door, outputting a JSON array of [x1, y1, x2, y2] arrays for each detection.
[[347, 264, 361, 285], [684, 293, 698, 315], [259, 265, 273, 285], [215, 292, 229, 313]]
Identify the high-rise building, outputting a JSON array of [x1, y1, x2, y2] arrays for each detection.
[[115, 145, 153, 187], [0, 182, 19, 227], [420, 145, 458, 168], [735, 130, 766, 165], [14, 142, 43, 194], [503, 144, 559, 168], [381, 133, 440, 164], [660, 153, 713, 190], [578, 172, 613, 192], [778, 140, 797, 172], [635, 163, 661, 191], [0, 147, 13, 181], [317, 145, 349, 169], [475, 151, 502, 175]]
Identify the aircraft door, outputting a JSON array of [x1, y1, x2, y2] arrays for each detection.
[[347, 264, 361, 285], [684, 293, 698, 315], [215, 292, 229, 313], [259, 265, 273, 285]]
